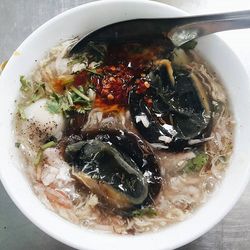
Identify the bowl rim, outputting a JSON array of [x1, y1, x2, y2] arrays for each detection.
[[1, 1, 250, 250]]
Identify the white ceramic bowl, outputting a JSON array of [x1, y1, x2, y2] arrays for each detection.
[[1, 1, 250, 249]]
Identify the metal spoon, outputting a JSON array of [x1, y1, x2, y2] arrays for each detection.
[[70, 10, 250, 54]]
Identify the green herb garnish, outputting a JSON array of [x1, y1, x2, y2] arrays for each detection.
[[41, 141, 57, 150], [132, 207, 157, 217], [15, 142, 21, 148], [184, 152, 209, 173], [34, 150, 43, 167], [20, 76, 46, 102], [180, 40, 198, 50], [34, 141, 57, 167], [83, 68, 103, 76], [67, 53, 88, 67], [70, 86, 90, 101], [68, 42, 106, 66], [46, 98, 61, 114], [31, 82, 46, 102], [66, 90, 74, 106], [17, 105, 26, 120], [45, 92, 70, 114], [20, 75, 32, 92], [45, 86, 92, 115], [87, 41, 107, 61], [19, 73, 93, 117]]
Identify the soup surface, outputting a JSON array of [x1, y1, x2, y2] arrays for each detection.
[[14, 38, 234, 234]]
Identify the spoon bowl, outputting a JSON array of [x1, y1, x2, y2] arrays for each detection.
[[70, 9, 250, 54]]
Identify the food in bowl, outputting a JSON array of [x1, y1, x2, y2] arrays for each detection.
[[14, 37, 234, 234]]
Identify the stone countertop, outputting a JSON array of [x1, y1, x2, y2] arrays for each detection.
[[0, 0, 249, 249]]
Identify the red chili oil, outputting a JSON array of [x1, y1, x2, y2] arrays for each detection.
[[92, 41, 173, 107], [51, 40, 173, 108], [92, 64, 134, 106]]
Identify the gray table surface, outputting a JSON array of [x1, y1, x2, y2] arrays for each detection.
[[0, 0, 250, 249]]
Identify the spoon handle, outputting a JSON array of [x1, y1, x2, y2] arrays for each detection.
[[168, 10, 250, 46]]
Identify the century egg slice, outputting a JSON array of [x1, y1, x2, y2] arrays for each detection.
[[64, 130, 161, 212], [129, 60, 211, 149]]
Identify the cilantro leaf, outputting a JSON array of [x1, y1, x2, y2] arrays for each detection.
[[46, 99, 61, 114], [20, 75, 46, 103], [184, 152, 209, 173]]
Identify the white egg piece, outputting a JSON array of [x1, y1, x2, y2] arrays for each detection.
[[23, 98, 64, 141]]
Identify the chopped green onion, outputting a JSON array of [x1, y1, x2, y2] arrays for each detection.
[[70, 86, 90, 101], [41, 141, 57, 150], [15, 142, 21, 148], [34, 150, 43, 167], [66, 91, 74, 106], [34, 141, 57, 167]]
